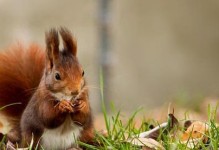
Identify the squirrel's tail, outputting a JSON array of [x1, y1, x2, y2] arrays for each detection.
[[0, 43, 45, 134]]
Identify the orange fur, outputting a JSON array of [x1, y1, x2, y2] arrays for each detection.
[[0, 44, 45, 123]]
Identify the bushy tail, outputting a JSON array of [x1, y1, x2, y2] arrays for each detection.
[[0, 43, 45, 133]]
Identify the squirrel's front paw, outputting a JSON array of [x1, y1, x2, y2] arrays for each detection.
[[72, 100, 86, 112], [57, 100, 73, 113]]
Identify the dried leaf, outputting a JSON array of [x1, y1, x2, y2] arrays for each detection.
[[181, 121, 209, 141], [127, 137, 165, 150], [181, 138, 204, 149], [180, 121, 209, 149], [142, 146, 153, 150], [184, 120, 192, 130], [98, 129, 108, 137], [138, 113, 179, 140], [167, 114, 179, 130], [139, 122, 168, 139]]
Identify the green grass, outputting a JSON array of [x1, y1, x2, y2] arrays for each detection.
[[1, 104, 219, 150], [0, 135, 6, 150], [1, 72, 219, 149], [78, 73, 219, 149], [77, 104, 219, 150], [2, 102, 219, 150]]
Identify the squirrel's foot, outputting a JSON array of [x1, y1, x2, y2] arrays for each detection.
[[57, 100, 73, 113]]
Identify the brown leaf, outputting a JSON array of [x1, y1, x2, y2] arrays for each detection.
[[139, 122, 168, 140], [98, 129, 108, 137], [142, 146, 153, 150], [181, 121, 209, 141], [139, 113, 179, 140], [181, 121, 209, 148], [184, 120, 192, 130], [167, 113, 179, 130]]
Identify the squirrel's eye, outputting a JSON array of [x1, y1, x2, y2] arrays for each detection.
[[55, 73, 61, 80], [82, 70, 85, 77]]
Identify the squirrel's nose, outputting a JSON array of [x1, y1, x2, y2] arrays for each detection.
[[71, 90, 79, 96]]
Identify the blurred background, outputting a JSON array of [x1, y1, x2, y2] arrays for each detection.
[[0, 0, 219, 117]]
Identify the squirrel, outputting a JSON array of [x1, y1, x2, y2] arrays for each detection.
[[0, 27, 94, 149]]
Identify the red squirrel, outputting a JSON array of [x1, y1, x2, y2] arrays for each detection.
[[0, 27, 94, 149]]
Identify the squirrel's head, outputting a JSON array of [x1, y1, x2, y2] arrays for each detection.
[[44, 27, 85, 101]]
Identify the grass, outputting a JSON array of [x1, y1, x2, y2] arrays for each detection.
[[1, 104, 219, 149], [78, 73, 219, 149], [77, 103, 219, 150], [0, 135, 6, 149], [1, 73, 219, 149]]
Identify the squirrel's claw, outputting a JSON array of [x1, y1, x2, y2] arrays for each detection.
[[72, 100, 86, 112], [57, 100, 73, 113]]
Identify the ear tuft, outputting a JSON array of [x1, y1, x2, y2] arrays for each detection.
[[59, 27, 77, 56], [45, 28, 60, 68]]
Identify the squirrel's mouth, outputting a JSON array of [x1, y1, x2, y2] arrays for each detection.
[[52, 92, 74, 101]]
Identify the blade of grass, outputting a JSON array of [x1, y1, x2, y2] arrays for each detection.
[[78, 141, 99, 150], [0, 102, 22, 111], [28, 134, 34, 150], [112, 110, 121, 136], [0, 135, 5, 149], [99, 70, 111, 138], [96, 132, 116, 149]]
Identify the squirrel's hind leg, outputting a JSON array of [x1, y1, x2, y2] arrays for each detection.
[[6, 127, 21, 144]]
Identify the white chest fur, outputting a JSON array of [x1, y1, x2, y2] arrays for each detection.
[[41, 116, 82, 150]]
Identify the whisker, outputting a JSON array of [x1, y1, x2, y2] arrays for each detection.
[[23, 87, 39, 92], [23, 86, 46, 94], [84, 85, 101, 90], [54, 101, 60, 108]]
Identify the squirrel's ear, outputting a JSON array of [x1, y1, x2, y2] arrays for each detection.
[[45, 28, 60, 69], [59, 27, 77, 56]]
